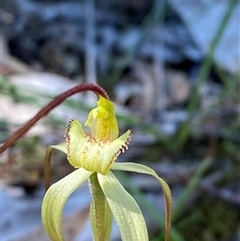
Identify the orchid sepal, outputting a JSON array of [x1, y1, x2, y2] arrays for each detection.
[[111, 162, 172, 241], [41, 168, 92, 241], [51, 143, 67, 153], [98, 171, 149, 241]]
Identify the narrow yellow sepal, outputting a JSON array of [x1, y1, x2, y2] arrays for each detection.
[[98, 171, 149, 241], [111, 162, 172, 241], [41, 168, 92, 241]]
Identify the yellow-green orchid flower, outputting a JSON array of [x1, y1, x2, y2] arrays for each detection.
[[41, 95, 172, 241]]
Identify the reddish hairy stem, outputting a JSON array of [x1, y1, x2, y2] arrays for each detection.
[[0, 83, 109, 154]]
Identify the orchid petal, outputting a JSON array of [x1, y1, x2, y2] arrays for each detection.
[[65, 118, 131, 174], [98, 171, 148, 241], [51, 142, 67, 153], [41, 168, 92, 241], [111, 162, 172, 241]]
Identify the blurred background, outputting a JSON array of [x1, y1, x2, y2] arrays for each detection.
[[1, 0, 240, 240]]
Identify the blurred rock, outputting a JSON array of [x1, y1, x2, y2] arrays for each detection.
[[169, 0, 240, 74], [115, 61, 191, 113], [137, 18, 203, 64], [16, 206, 90, 241], [2, 0, 238, 82], [2, 72, 89, 137], [0, 34, 29, 76], [1, 183, 90, 241], [3, 0, 236, 78], [1, 95, 49, 137]]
